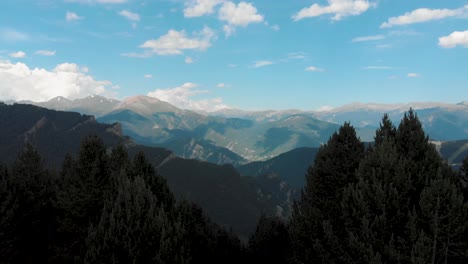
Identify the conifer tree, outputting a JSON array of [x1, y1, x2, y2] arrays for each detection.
[[0, 144, 56, 263], [342, 112, 468, 263], [130, 151, 175, 210], [290, 122, 364, 263], [56, 135, 113, 261], [85, 175, 181, 264], [248, 215, 290, 263]]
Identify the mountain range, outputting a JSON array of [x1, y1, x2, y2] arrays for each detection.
[[0, 102, 294, 237], [1, 100, 466, 237], [6, 95, 468, 163]]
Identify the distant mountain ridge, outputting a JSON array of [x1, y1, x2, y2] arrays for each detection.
[[5, 95, 467, 162], [0, 102, 293, 236]]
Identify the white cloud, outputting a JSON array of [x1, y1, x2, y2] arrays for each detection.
[[381, 5, 468, 28], [147, 82, 229, 112], [0, 60, 115, 101], [219, 1, 264, 36], [293, 0, 375, 21], [9, 51, 26, 58], [65, 0, 127, 4], [184, 0, 225, 17], [0, 28, 29, 42], [271, 24, 280, 31], [407, 73, 420, 78], [316, 105, 334, 112], [352, 34, 385, 42], [438, 30, 468, 48], [35, 50, 56, 56], [144, 74, 152, 78], [305, 66, 324, 72], [376, 44, 392, 49], [216, 83, 226, 88], [185, 57, 194, 64], [126, 26, 215, 57], [118, 10, 140, 21], [252, 60, 274, 68], [364, 66, 393, 70], [66, 11, 83, 21], [288, 52, 307, 60]]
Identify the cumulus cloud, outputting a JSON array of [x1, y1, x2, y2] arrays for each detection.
[[185, 57, 194, 64], [35, 50, 56, 56], [184, 0, 225, 17], [438, 30, 468, 48], [0, 28, 29, 42], [407, 73, 421, 78], [124, 26, 215, 57], [144, 74, 152, 78], [293, 0, 375, 21], [147, 82, 229, 112], [305, 66, 324, 72], [381, 5, 468, 28], [252, 60, 274, 68], [66, 11, 83, 21], [65, 0, 127, 4], [219, 1, 264, 36], [0, 60, 115, 101], [216, 83, 226, 88], [9, 51, 26, 58], [271, 24, 280, 31], [118, 10, 140, 21], [352, 34, 385, 42], [316, 105, 334, 112]]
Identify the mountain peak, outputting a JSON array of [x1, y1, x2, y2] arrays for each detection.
[[48, 96, 71, 103], [118, 95, 181, 115]]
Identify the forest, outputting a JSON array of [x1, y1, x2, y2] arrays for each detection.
[[1, 109, 467, 264]]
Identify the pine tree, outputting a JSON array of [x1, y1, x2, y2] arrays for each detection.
[[0, 144, 56, 263], [248, 215, 291, 263], [55, 135, 113, 261], [374, 113, 396, 147], [85, 175, 179, 264], [130, 151, 175, 210], [341, 111, 468, 263], [290, 122, 365, 263]]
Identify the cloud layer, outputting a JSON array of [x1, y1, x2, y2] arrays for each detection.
[[184, 0, 225, 17], [293, 0, 375, 21], [124, 27, 215, 57], [381, 5, 468, 28], [439, 30, 468, 48], [147, 82, 229, 112], [0, 60, 114, 101], [219, 2, 264, 36]]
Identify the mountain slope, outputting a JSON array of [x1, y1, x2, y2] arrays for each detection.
[[0, 102, 287, 236], [0, 102, 128, 167]]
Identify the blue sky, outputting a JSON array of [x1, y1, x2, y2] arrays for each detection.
[[0, 0, 467, 111]]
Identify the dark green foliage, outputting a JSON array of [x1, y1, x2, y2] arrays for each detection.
[[84, 175, 177, 264], [290, 122, 365, 263], [341, 112, 468, 263], [1, 108, 467, 264], [0, 144, 57, 263], [175, 200, 246, 264], [130, 151, 175, 210], [248, 215, 291, 263], [461, 157, 468, 199], [374, 113, 396, 146]]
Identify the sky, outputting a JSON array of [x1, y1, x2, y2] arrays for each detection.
[[0, 0, 467, 111]]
